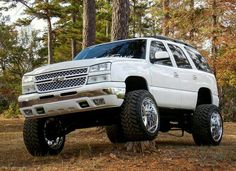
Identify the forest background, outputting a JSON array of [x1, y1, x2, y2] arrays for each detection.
[[0, 0, 235, 121]]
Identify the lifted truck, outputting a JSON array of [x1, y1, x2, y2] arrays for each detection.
[[19, 36, 223, 156]]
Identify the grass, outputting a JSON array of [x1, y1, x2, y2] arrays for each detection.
[[0, 119, 235, 170]]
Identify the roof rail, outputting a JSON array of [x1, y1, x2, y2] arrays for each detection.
[[147, 35, 195, 49]]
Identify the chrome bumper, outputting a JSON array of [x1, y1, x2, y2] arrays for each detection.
[[18, 84, 125, 119], [19, 88, 124, 108]]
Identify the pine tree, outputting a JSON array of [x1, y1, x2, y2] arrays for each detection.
[[162, 0, 170, 36], [82, 0, 96, 49], [54, 0, 83, 61], [111, 0, 130, 40], [0, 23, 17, 76], [15, 0, 62, 64], [96, 0, 112, 41]]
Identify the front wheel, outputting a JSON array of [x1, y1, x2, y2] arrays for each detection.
[[120, 90, 160, 141], [192, 104, 223, 146], [23, 118, 65, 156]]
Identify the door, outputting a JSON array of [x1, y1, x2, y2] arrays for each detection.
[[167, 43, 198, 109], [148, 40, 182, 108], [184, 47, 219, 106]]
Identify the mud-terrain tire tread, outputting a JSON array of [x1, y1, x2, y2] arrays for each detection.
[[120, 90, 159, 141], [106, 125, 126, 143], [192, 104, 223, 146], [23, 119, 65, 156]]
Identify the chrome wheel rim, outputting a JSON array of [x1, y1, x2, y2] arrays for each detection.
[[141, 97, 159, 133], [44, 119, 64, 150], [210, 112, 223, 142]]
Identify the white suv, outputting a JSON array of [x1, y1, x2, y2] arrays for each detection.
[[18, 36, 223, 156]]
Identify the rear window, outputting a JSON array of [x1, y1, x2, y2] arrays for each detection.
[[185, 47, 213, 73], [168, 44, 192, 69]]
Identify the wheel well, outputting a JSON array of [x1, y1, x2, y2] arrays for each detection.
[[125, 76, 148, 93], [197, 88, 212, 106]]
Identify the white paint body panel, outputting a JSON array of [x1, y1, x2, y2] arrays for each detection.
[[19, 38, 219, 119]]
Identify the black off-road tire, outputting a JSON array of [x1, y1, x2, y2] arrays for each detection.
[[23, 118, 65, 156], [106, 125, 126, 143], [192, 104, 223, 146], [120, 90, 160, 141], [160, 119, 171, 133]]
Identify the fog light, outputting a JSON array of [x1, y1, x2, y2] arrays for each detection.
[[78, 101, 89, 108], [23, 109, 33, 116], [36, 107, 45, 114], [93, 98, 105, 106]]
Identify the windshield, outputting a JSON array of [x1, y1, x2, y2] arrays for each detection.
[[74, 39, 146, 60]]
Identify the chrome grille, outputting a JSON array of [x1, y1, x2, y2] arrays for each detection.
[[37, 77, 86, 92], [35, 68, 88, 81], [35, 67, 88, 93]]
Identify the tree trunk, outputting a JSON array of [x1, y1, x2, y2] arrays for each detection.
[[162, 0, 170, 36], [71, 38, 77, 59], [111, 0, 156, 152], [82, 0, 96, 49], [189, 0, 195, 41], [138, 13, 142, 37], [71, 13, 77, 59], [111, 0, 130, 41], [211, 0, 217, 75], [125, 141, 157, 153], [0, 62, 6, 76], [105, 20, 111, 38], [105, 0, 111, 38], [46, 17, 53, 64], [132, 0, 136, 37]]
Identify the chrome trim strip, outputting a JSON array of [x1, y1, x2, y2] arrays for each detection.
[[19, 88, 122, 108], [24, 105, 119, 119]]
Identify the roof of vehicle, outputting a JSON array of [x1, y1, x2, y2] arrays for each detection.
[[85, 36, 195, 49], [147, 35, 195, 49]]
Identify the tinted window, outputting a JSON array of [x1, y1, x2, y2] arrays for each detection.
[[150, 41, 172, 66], [74, 39, 146, 60], [168, 44, 192, 69], [185, 47, 212, 73]]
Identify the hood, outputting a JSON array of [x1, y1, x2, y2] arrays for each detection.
[[25, 57, 138, 75]]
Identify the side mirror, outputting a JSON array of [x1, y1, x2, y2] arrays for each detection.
[[154, 51, 170, 60]]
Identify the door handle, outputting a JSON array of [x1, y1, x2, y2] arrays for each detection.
[[193, 75, 197, 80], [174, 72, 179, 78]]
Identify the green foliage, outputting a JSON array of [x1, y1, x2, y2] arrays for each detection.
[[51, 0, 83, 61], [53, 0, 112, 62], [3, 102, 21, 118], [0, 96, 7, 114], [0, 20, 46, 117], [0, 0, 235, 120], [221, 85, 236, 122]]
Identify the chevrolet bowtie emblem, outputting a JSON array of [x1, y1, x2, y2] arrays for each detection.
[[52, 76, 65, 82]]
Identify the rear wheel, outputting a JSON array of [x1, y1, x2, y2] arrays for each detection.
[[106, 125, 126, 143], [192, 104, 223, 146], [23, 118, 65, 156], [120, 90, 160, 141], [160, 119, 171, 132]]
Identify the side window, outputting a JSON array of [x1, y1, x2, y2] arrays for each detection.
[[168, 44, 192, 69], [150, 41, 172, 66], [185, 47, 213, 73]]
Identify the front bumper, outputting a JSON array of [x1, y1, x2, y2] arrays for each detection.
[[18, 82, 125, 119]]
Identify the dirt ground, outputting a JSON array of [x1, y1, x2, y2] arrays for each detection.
[[0, 119, 235, 171]]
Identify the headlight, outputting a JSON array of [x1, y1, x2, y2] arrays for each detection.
[[22, 84, 36, 94], [87, 74, 111, 84], [22, 75, 36, 94], [22, 75, 34, 84], [90, 62, 111, 73]]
